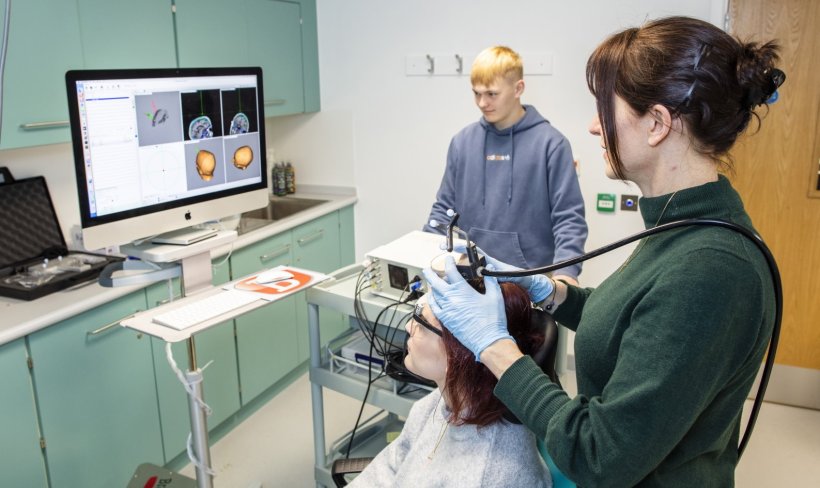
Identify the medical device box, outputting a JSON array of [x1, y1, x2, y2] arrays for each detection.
[[340, 330, 385, 368], [364, 230, 464, 301], [0, 175, 122, 300]]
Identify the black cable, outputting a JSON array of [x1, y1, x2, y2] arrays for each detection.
[[345, 269, 417, 458], [482, 218, 781, 458]]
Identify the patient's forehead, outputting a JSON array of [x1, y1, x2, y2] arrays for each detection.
[[417, 294, 441, 327]]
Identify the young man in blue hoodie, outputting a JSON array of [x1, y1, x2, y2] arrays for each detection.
[[423, 46, 587, 284]]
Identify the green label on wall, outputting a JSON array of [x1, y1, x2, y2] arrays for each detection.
[[596, 193, 616, 212]]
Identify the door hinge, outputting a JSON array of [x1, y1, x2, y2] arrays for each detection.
[[171, 4, 176, 14], [27, 357, 33, 370], [40, 438, 46, 449]]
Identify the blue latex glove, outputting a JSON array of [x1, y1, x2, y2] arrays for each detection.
[[422, 256, 512, 360], [482, 254, 555, 303], [447, 243, 555, 303]]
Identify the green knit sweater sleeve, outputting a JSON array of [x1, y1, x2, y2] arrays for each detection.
[[550, 284, 593, 331]]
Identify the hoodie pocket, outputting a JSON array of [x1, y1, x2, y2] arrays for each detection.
[[469, 227, 530, 269]]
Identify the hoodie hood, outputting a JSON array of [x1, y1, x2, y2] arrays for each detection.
[[477, 105, 548, 204]]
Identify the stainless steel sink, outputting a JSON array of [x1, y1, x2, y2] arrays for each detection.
[[237, 196, 328, 235]]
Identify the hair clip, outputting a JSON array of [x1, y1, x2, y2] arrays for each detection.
[[678, 43, 713, 110], [748, 68, 786, 108], [765, 68, 786, 104]]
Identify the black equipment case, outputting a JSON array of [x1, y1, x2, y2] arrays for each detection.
[[0, 174, 121, 300]]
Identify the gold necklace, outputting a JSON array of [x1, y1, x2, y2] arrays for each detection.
[[618, 190, 678, 272], [427, 398, 450, 460]]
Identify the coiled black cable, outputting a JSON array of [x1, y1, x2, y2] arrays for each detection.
[[481, 218, 782, 458]]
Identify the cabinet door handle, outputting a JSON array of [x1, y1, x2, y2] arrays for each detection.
[[20, 120, 70, 130], [297, 229, 324, 246], [265, 99, 286, 106], [260, 244, 291, 262], [87, 310, 140, 336], [156, 294, 183, 307]]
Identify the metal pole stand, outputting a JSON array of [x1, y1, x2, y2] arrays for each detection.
[[186, 336, 214, 488]]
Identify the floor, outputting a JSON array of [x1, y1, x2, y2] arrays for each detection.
[[180, 372, 820, 487]]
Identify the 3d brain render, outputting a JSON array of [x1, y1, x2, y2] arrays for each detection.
[[233, 146, 254, 170], [195, 150, 216, 181]]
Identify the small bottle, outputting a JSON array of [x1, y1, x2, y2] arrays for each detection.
[[267, 148, 277, 194], [285, 161, 295, 194], [274, 163, 288, 196]]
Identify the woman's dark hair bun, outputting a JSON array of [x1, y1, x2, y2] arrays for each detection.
[[737, 41, 784, 110]]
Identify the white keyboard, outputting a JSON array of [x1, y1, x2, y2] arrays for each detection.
[[152, 290, 260, 330]]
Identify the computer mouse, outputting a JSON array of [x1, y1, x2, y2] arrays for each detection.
[[255, 269, 294, 284]]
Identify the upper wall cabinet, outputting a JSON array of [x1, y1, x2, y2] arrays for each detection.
[[0, 0, 319, 149], [0, 1, 84, 149], [175, 0, 319, 117], [0, 0, 175, 150], [76, 0, 177, 70]]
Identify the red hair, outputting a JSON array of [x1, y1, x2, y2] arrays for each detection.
[[441, 281, 544, 426]]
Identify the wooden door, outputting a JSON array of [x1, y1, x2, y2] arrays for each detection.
[[728, 0, 820, 407]]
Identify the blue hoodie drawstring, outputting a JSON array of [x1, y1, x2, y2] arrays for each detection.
[[508, 129, 514, 204], [481, 130, 488, 207]]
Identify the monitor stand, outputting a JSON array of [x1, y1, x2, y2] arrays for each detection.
[[118, 230, 237, 295], [106, 230, 238, 488]]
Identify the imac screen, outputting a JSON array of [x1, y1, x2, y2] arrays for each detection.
[[65, 67, 268, 250]]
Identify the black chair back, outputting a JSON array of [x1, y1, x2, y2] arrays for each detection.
[[502, 308, 561, 423]]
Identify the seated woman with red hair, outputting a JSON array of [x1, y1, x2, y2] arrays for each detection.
[[348, 281, 552, 487]]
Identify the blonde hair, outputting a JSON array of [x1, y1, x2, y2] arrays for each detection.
[[470, 46, 524, 85]]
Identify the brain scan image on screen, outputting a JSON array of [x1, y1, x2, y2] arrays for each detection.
[[195, 149, 216, 180], [151, 108, 169, 127], [230, 113, 250, 134], [134, 92, 184, 146], [181, 89, 222, 141], [221, 87, 258, 136], [233, 145, 254, 169], [189, 115, 214, 140]]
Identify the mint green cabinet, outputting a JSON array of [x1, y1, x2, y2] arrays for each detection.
[[175, 0, 320, 117], [293, 211, 349, 362], [1, 0, 319, 149], [76, 0, 176, 69], [173, 0, 250, 68], [339, 205, 356, 265], [245, 0, 306, 116], [0, 339, 47, 487], [147, 262, 241, 462], [231, 231, 300, 403], [0, 0, 83, 148], [28, 291, 163, 488], [0, 0, 176, 149]]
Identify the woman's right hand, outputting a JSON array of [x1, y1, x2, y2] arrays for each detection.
[[422, 256, 512, 360]]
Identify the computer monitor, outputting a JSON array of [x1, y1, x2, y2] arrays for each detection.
[[65, 67, 269, 251]]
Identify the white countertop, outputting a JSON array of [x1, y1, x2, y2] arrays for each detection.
[[0, 185, 357, 345]]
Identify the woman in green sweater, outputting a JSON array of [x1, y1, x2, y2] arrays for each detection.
[[422, 16, 782, 487]]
